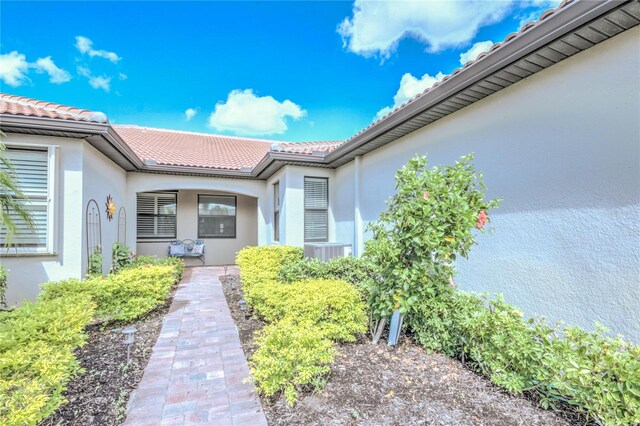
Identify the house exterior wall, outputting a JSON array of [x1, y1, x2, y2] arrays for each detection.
[[265, 166, 336, 247], [82, 143, 128, 275], [126, 173, 264, 266], [331, 27, 640, 341], [2, 134, 87, 304]]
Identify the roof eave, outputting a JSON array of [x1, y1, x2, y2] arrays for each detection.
[[326, 0, 632, 166], [0, 114, 143, 171]]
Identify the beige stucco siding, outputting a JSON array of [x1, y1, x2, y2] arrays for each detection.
[[136, 190, 258, 266]]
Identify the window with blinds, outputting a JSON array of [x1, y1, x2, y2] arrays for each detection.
[[0, 147, 50, 250], [304, 177, 328, 242], [136, 192, 177, 239], [273, 182, 280, 242], [198, 195, 236, 238]]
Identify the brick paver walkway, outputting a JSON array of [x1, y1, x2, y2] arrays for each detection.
[[124, 267, 267, 426]]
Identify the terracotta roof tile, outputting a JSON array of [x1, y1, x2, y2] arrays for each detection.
[[0, 93, 108, 123], [113, 125, 343, 170]]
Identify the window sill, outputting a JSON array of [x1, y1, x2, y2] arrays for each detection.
[[0, 251, 58, 258]]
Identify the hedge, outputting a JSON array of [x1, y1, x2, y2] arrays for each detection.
[[0, 256, 184, 425], [236, 246, 367, 405], [0, 294, 95, 425], [40, 258, 183, 323], [407, 289, 640, 425]]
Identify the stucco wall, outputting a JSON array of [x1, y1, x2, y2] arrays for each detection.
[[2, 134, 85, 304], [332, 27, 640, 341], [82, 143, 128, 275], [127, 173, 263, 265], [136, 190, 258, 266], [268, 166, 336, 247]]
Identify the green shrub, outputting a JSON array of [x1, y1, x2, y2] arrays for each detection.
[[0, 294, 95, 425], [237, 246, 367, 405], [541, 325, 640, 425], [111, 242, 134, 273], [251, 320, 335, 406], [278, 256, 375, 292], [407, 291, 640, 425], [41, 264, 179, 323], [125, 255, 185, 278], [87, 245, 103, 276], [0, 266, 7, 308], [249, 279, 367, 342], [236, 246, 302, 289], [365, 153, 499, 319]]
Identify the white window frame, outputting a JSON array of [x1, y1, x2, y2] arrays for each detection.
[[1, 143, 58, 255], [273, 181, 280, 242], [136, 192, 178, 240]]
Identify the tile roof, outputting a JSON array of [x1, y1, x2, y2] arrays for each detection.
[[113, 125, 342, 170], [275, 141, 344, 154], [347, 0, 576, 143], [0, 93, 108, 123]]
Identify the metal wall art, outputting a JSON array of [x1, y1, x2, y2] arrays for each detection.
[[105, 195, 116, 221]]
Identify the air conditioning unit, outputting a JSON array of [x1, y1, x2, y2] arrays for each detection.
[[304, 243, 352, 261]]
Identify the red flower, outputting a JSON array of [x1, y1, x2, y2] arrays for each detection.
[[423, 191, 430, 200], [476, 210, 487, 229]]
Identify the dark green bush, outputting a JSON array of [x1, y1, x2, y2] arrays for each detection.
[[111, 242, 134, 273], [0, 266, 7, 308], [0, 294, 95, 425], [407, 291, 640, 425], [278, 256, 375, 292]]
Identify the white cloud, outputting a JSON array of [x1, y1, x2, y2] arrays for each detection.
[[209, 89, 306, 135], [338, 0, 513, 58], [185, 108, 197, 121], [77, 66, 111, 91], [75, 36, 121, 63], [0, 51, 29, 86], [119, 73, 128, 80], [88, 76, 111, 91], [33, 56, 71, 84], [459, 40, 494, 65], [376, 71, 445, 119], [516, 0, 563, 29]]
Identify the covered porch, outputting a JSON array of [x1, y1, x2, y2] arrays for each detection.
[[126, 173, 266, 266]]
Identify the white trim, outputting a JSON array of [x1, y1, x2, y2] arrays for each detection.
[[0, 143, 59, 255]]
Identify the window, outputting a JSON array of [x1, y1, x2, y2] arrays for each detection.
[[304, 177, 328, 242], [0, 145, 56, 253], [273, 182, 280, 242], [198, 195, 236, 238], [136, 192, 177, 239]]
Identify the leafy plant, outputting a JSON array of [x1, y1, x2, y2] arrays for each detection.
[[407, 290, 640, 425], [0, 266, 7, 309], [0, 137, 35, 249], [236, 246, 367, 405], [278, 256, 375, 295], [251, 319, 335, 406], [0, 294, 95, 425], [111, 242, 134, 273], [87, 245, 103, 276], [41, 264, 180, 323], [365, 153, 499, 338]]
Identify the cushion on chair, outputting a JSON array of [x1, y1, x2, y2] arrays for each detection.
[[192, 243, 204, 254], [169, 244, 185, 256]]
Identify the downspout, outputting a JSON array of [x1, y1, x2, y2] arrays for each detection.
[[354, 155, 363, 257]]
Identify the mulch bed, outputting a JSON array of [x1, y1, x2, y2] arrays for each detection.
[[221, 273, 586, 426], [40, 285, 177, 426]]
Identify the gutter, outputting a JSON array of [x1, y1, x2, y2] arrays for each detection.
[[325, 0, 628, 166]]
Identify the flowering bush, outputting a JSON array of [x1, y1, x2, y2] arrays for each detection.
[[365, 153, 499, 320]]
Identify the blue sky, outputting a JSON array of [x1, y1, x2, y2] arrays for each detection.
[[1, 1, 558, 142]]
